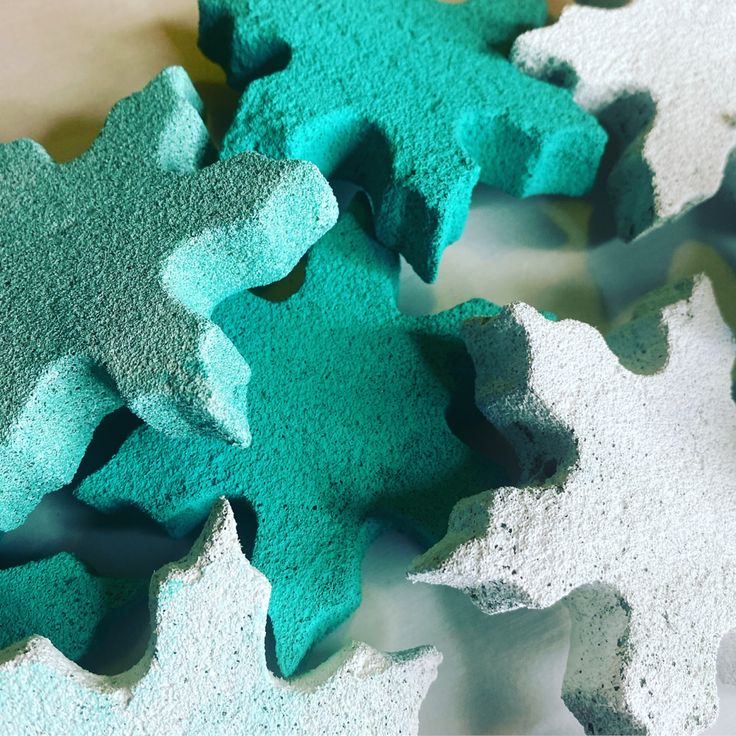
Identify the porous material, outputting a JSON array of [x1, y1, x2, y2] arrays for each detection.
[[411, 276, 736, 734], [718, 633, 736, 687], [0, 65, 337, 531], [513, 0, 736, 239], [75, 206, 502, 676], [0, 554, 139, 660], [199, 0, 606, 282], [0, 500, 441, 736]]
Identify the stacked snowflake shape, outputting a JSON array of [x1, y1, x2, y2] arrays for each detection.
[[1, 1, 735, 735]]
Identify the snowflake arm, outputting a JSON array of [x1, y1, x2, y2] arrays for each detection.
[[0, 66, 337, 531], [0, 553, 140, 662], [412, 276, 736, 734], [0, 500, 440, 736], [513, 0, 736, 238], [75, 206, 504, 676], [200, 0, 606, 281]]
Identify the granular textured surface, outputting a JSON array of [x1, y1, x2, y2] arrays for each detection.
[[199, 0, 606, 281], [0, 65, 337, 532], [411, 276, 736, 734], [513, 0, 736, 239], [0, 554, 139, 661], [0, 500, 441, 736], [76, 207, 502, 676]]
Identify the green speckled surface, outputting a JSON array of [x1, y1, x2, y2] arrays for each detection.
[[0, 65, 337, 531], [199, 0, 606, 281], [0, 501, 440, 736], [0, 553, 139, 661], [76, 205, 504, 676]]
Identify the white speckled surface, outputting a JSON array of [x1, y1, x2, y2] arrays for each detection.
[[411, 276, 736, 733], [1, 2, 736, 734], [0, 500, 439, 735], [513, 0, 736, 238]]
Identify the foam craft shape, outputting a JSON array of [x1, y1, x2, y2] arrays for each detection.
[[0, 65, 337, 533], [0, 499, 440, 736], [75, 208, 503, 676], [0, 554, 138, 661], [199, 0, 606, 282], [513, 0, 736, 239], [411, 276, 736, 735]]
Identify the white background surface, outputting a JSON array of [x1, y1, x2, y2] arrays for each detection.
[[1, 1, 736, 733]]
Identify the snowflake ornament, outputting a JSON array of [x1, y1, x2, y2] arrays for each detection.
[[75, 205, 503, 676], [513, 0, 736, 238], [0, 500, 440, 736], [0, 66, 337, 531], [199, 0, 606, 281], [412, 276, 736, 734]]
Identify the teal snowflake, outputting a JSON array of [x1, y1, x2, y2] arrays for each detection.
[[76, 205, 503, 675]]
